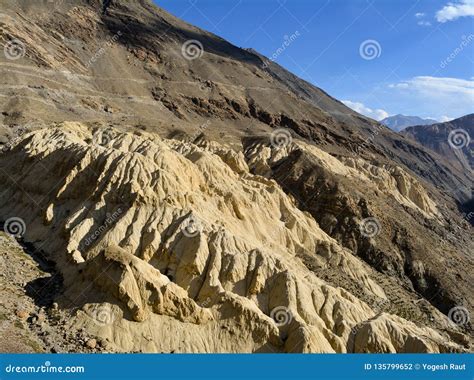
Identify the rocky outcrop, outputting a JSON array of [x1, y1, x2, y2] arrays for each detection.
[[0, 123, 470, 353], [243, 137, 473, 321]]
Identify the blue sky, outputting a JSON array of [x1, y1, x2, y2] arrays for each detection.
[[156, 0, 474, 121]]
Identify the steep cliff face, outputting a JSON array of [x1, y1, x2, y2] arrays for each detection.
[[0, 123, 470, 353], [0, 0, 472, 353]]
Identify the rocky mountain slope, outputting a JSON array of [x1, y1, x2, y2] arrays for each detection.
[[402, 114, 473, 182], [0, 0, 472, 353], [0, 0, 471, 200], [381, 115, 438, 132]]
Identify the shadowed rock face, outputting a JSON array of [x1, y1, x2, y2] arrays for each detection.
[[0, 0, 472, 353]]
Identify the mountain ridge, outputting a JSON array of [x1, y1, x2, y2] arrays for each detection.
[[1, 0, 471, 202], [0, 0, 472, 353], [381, 114, 439, 132], [402, 114, 473, 203]]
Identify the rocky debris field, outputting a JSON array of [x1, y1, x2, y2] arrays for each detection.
[[0, 232, 111, 353]]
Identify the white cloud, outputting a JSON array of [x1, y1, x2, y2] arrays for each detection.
[[342, 100, 389, 121], [439, 115, 454, 122], [387, 76, 474, 119], [417, 20, 432, 26], [390, 76, 474, 95], [436, 0, 474, 22], [389, 83, 408, 89], [415, 12, 426, 18]]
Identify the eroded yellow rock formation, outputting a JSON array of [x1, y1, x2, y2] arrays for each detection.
[[0, 123, 465, 352]]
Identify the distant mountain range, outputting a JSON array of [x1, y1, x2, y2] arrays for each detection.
[[381, 115, 438, 132], [380, 115, 438, 132]]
